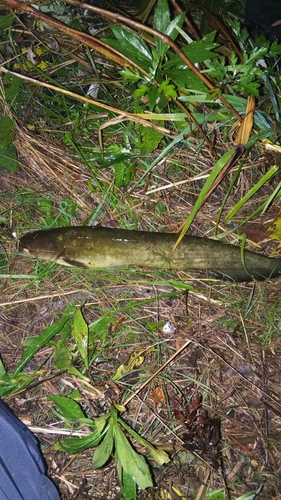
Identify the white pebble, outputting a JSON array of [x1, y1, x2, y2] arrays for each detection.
[[162, 321, 176, 334]]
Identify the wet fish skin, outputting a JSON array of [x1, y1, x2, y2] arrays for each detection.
[[19, 226, 281, 282]]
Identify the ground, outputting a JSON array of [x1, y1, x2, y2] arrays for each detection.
[[1, 133, 281, 500]]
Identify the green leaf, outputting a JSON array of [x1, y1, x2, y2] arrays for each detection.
[[92, 425, 114, 469], [48, 394, 86, 421], [114, 424, 153, 490], [140, 125, 163, 153], [153, 0, 185, 59], [165, 12, 186, 42], [0, 117, 16, 148], [53, 322, 72, 369], [120, 68, 142, 83], [148, 86, 159, 110], [55, 429, 104, 454], [206, 489, 225, 499], [159, 79, 177, 99], [114, 161, 135, 187], [0, 14, 14, 31], [154, 0, 170, 34], [117, 463, 137, 500], [14, 301, 76, 375], [103, 26, 152, 72], [166, 68, 208, 93], [72, 307, 89, 369], [164, 33, 218, 68], [94, 414, 111, 434], [53, 344, 72, 370], [153, 0, 170, 59], [119, 417, 170, 466], [0, 143, 19, 172], [89, 314, 115, 342]]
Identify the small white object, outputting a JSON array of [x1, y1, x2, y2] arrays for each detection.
[[162, 321, 176, 334], [87, 84, 100, 98]]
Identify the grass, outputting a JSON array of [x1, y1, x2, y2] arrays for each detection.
[[1, 0, 281, 498]]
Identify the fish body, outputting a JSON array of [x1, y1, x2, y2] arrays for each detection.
[[19, 226, 281, 281]]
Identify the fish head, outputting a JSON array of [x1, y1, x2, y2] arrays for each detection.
[[19, 231, 63, 262]]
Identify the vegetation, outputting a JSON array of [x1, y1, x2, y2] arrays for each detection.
[[0, 0, 281, 498]]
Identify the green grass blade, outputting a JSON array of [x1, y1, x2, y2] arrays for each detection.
[[224, 165, 279, 223], [176, 148, 235, 245]]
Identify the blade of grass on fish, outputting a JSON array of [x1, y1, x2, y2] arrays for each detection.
[[14, 301, 76, 375], [224, 165, 279, 224], [174, 148, 235, 249]]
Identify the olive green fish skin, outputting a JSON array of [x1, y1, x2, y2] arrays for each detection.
[[19, 226, 281, 282]]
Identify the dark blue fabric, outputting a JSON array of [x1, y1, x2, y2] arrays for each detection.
[[0, 399, 60, 500]]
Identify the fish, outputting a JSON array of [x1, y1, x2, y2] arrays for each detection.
[[19, 226, 281, 282]]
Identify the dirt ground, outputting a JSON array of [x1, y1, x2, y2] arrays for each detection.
[[1, 141, 281, 500]]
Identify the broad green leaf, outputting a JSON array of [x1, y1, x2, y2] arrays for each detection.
[[48, 394, 86, 421], [53, 323, 72, 369], [113, 160, 136, 187], [165, 13, 186, 42], [166, 68, 208, 93], [114, 424, 153, 490], [206, 489, 225, 499], [95, 414, 111, 434], [120, 67, 142, 83], [141, 125, 163, 153], [100, 153, 131, 167], [117, 461, 137, 500], [159, 79, 177, 99], [147, 86, 159, 110], [153, 0, 185, 59], [72, 307, 89, 369], [153, 0, 170, 59], [0, 143, 19, 172], [55, 429, 104, 454], [92, 425, 114, 469], [53, 344, 72, 370], [0, 14, 14, 31], [89, 314, 113, 342], [164, 33, 218, 68], [14, 301, 76, 375], [0, 117, 16, 148], [119, 417, 170, 466], [154, 0, 170, 34], [103, 26, 152, 72]]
